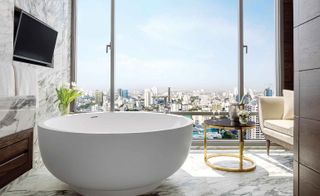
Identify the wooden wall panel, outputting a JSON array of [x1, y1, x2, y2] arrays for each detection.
[[294, 161, 299, 196], [0, 129, 33, 188], [294, 71, 299, 116], [283, 0, 294, 90], [294, 0, 320, 26], [299, 70, 320, 120], [299, 118, 320, 173], [294, 0, 320, 195], [294, 117, 299, 162], [299, 165, 320, 195], [295, 17, 320, 71]]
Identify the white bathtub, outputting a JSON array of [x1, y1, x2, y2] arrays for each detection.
[[38, 112, 193, 196]]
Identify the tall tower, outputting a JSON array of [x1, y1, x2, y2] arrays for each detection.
[[264, 87, 273, 96], [168, 87, 171, 104], [95, 90, 104, 106], [144, 89, 152, 107]]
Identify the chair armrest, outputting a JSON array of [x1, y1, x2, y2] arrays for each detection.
[[258, 96, 284, 130]]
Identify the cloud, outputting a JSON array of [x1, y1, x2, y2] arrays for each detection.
[[77, 0, 276, 91], [139, 12, 274, 50], [139, 13, 238, 50], [115, 54, 237, 90]]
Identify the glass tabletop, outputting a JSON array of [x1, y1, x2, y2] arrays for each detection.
[[204, 119, 255, 128]]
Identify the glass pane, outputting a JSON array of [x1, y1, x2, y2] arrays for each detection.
[[116, 0, 239, 140], [75, 0, 110, 112], [244, 0, 276, 139]]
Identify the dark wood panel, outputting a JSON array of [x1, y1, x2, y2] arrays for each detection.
[[294, 161, 299, 196], [293, 0, 298, 27], [293, 28, 299, 72], [0, 129, 33, 189], [0, 153, 31, 188], [299, 69, 320, 120], [0, 129, 32, 149], [283, 0, 294, 90], [299, 164, 320, 195], [294, 0, 320, 26], [299, 118, 320, 173], [0, 139, 28, 164], [0, 153, 28, 176], [294, 1, 320, 195], [295, 17, 320, 71], [294, 71, 299, 116], [294, 117, 299, 162]]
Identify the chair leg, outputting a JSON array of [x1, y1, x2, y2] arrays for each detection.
[[266, 139, 271, 156]]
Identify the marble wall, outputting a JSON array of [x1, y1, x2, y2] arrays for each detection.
[[0, 0, 15, 97], [0, 96, 36, 138], [0, 0, 72, 130]]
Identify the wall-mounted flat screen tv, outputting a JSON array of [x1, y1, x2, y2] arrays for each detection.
[[13, 8, 58, 67]]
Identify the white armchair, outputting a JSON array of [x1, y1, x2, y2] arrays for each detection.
[[258, 96, 293, 155]]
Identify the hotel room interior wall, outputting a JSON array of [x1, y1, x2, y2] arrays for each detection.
[[294, 0, 320, 195], [0, 0, 72, 188], [0, 0, 15, 97], [13, 0, 72, 125], [0, 0, 72, 143]]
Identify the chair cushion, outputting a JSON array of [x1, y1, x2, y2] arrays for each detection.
[[264, 120, 293, 136], [262, 127, 293, 145], [283, 90, 294, 120]]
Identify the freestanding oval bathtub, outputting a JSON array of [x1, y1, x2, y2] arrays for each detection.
[[38, 112, 193, 196]]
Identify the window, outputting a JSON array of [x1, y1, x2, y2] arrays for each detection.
[[242, 0, 276, 139], [75, 0, 276, 141], [76, 0, 110, 112]]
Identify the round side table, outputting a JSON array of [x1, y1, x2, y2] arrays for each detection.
[[204, 119, 256, 172]]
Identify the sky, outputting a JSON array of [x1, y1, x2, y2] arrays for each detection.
[[77, 0, 275, 92]]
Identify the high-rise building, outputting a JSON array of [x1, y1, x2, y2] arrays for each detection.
[[122, 90, 129, 98], [117, 88, 123, 97], [151, 87, 158, 96], [245, 100, 263, 139], [264, 87, 273, 96], [117, 88, 129, 98], [144, 89, 153, 107], [95, 90, 104, 106]]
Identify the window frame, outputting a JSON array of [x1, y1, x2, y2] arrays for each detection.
[[71, 0, 282, 146]]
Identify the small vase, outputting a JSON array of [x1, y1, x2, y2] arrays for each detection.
[[59, 104, 69, 115], [229, 103, 244, 122], [239, 117, 248, 125]]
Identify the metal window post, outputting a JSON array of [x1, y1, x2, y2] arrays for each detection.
[[110, 0, 115, 111], [70, 0, 77, 112], [275, 0, 283, 96], [238, 0, 244, 99]]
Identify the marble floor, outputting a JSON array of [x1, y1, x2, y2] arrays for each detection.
[[0, 149, 293, 196]]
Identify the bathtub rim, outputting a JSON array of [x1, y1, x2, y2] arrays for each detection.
[[38, 111, 193, 135]]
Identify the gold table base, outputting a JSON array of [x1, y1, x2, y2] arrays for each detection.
[[204, 153, 256, 172], [204, 124, 256, 172]]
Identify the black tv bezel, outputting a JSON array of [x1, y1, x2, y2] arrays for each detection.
[[13, 8, 58, 68]]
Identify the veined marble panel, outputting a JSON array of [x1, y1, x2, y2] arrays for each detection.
[[0, 0, 15, 97], [0, 149, 293, 196], [0, 96, 36, 110], [0, 96, 36, 138], [0, 0, 72, 124], [14, 0, 72, 123]]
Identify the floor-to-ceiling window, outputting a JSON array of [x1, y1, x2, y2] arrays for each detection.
[[75, 0, 111, 112], [75, 0, 276, 141], [242, 0, 275, 140], [115, 0, 240, 140]]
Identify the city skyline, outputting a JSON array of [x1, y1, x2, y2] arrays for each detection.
[[77, 0, 275, 91], [75, 86, 268, 140]]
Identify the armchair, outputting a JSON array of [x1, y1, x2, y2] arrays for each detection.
[[258, 96, 293, 155]]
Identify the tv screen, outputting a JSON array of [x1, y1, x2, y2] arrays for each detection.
[[13, 9, 58, 67]]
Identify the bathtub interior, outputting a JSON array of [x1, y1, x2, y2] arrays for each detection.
[[41, 112, 193, 134]]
